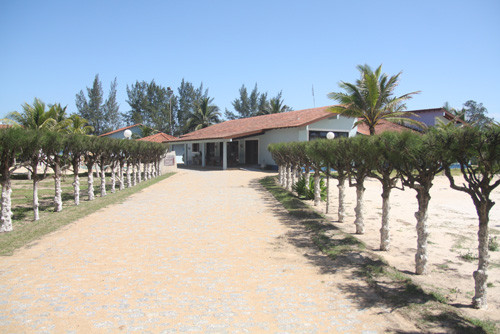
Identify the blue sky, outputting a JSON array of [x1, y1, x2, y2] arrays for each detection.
[[1, 0, 499, 122]]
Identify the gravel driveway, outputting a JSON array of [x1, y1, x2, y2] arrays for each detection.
[[0, 169, 398, 333]]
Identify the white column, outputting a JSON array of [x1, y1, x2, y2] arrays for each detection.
[[201, 143, 206, 167], [223, 141, 228, 170]]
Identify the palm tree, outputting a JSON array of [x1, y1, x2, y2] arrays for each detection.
[[67, 115, 94, 135], [4, 98, 58, 130], [186, 97, 221, 131], [328, 64, 423, 135]]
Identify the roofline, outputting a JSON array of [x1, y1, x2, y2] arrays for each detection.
[[99, 123, 143, 137]]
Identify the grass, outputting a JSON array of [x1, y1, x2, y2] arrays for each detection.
[[0, 172, 174, 256], [259, 175, 498, 334]]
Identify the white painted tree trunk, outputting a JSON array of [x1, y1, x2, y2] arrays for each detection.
[[305, 166, 311, 191], [380, 186, 392, 251], [126, 162, 131, 188], [415, 189, 430, 275], [278, 165, 283, 186], [0, 180, 13, 232], [119, 162, 125, 191], [472, 203, 490, 309], [110, 165, 116, 194], [27, 170, 32, 180], [100, 164, 107, 197], [72, 161, 80, 205], [354, 182, 365, 234], [33, 179, 39, 220], [87, 163, 95, 201], [156, 160, 161, 176], [132, 164, 137, 186], [313, 171, 320, 206], [54, 162, 63, 212], [137, 162, 142, 183], [147, 163, 151, 180], [291, 165, 297, 191], [286, 164, 291, 191], [143, 163, 148, 181], [337, 176, 346, 223]]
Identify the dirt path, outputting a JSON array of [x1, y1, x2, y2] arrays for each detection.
[[0, 169, 413, 333]]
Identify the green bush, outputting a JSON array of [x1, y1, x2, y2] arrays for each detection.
[[293, 176, 327, 201]]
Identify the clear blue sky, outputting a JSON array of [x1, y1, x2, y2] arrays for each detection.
[[1, 0, 499, 122]]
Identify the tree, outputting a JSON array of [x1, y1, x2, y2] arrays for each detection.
[[392, 131, 444, 275], [103, 78, 121, 133], [0, 128, 27, 232], [125, 80, 177, 134], [42, 131, 67, 212], [66, 134, 87, 205], [67, 115, 94, 135], [370, 132, 404, 250], [177, 80, 207, 134], [76, 74, 120, 135], [5, 98, 57, 130], [225, 84, 268, 120], [463, 100, 494, 129], [258, 91, 292, 115], [440, 127, 500, 308], [186, 97, 221, 131], [328, 64, 423, 135]]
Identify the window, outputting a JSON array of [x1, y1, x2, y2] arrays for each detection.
[[308, 131, 348, 141], [192, 143, 199, 152]]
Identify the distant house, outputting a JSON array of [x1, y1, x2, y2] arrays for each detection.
[[99, 124, 144, 139], [407, 108, 467, 129], [138, 132, 178, 143]]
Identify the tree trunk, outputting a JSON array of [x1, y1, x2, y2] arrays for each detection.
[[132, 164, 137, 186], [354, 181, 365, 234], [0, 178, 13, 232], [54, 159, 63, 212], [291, 165, 297, 190], [380, 185, 392, 251], [287, 164, 291, 190], [87, 163, 95, 201], [314, 171, 320, 206], [27, 169, 32, 180], [110, 165, 116, 194], [305, 166, 311, 191], [119, 162, 125, 191], [72, 160, 80, 205], [415, 188, 431, 274], [126, 162, 131, 188], [137, 162, 142, 183], [472, 202, 490, 309], [326, 165, 330, 214], [33, 176, 39, 221], [100, 164, 106, 197], [278, 165, 283, 186], [337, 176, 346, 223]]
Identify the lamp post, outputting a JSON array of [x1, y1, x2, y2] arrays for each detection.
[[167, 87, 173, 136], [326, 132, 335, 214]]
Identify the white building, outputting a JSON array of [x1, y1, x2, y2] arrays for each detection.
[[169, 106, 365, 170]]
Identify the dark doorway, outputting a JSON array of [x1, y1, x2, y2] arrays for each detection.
[[245, 140, 258, 165]]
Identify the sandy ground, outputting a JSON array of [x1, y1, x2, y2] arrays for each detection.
[[0, 169, 419, 333], [309, 174, 500, 323]]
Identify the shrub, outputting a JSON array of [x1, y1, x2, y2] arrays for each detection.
[[293, 177, 327, 201]]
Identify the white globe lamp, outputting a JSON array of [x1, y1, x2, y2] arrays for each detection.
[[124, 129, 132, 139], [326, 131, 335, 140]]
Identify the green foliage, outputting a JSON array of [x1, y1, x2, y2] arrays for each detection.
[[76, 74, 121, 135], [124, 79, 177, 135], [293, 177, 327, 201], [328, 64, 423, 135], [5, 98, 58, 131], [186, 97, 221, 131], [489, 236, 499, 252]]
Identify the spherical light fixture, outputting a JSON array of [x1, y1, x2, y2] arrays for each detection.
[[124, 129, 132, 139], [326, 131, 335, 140]]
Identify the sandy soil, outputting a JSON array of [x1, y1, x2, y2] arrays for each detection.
[[308, 174, 500, 323]]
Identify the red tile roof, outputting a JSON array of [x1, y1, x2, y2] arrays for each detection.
[[356, 119, 413, 135], [138, 132, 178, 143], [99, 124, 142, 137], [171, 106, 338, 142]]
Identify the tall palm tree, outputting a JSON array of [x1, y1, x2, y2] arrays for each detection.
[[4, 98, 58, 130], [186, 97, 221, 131], [328, 64, 424, 135]]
